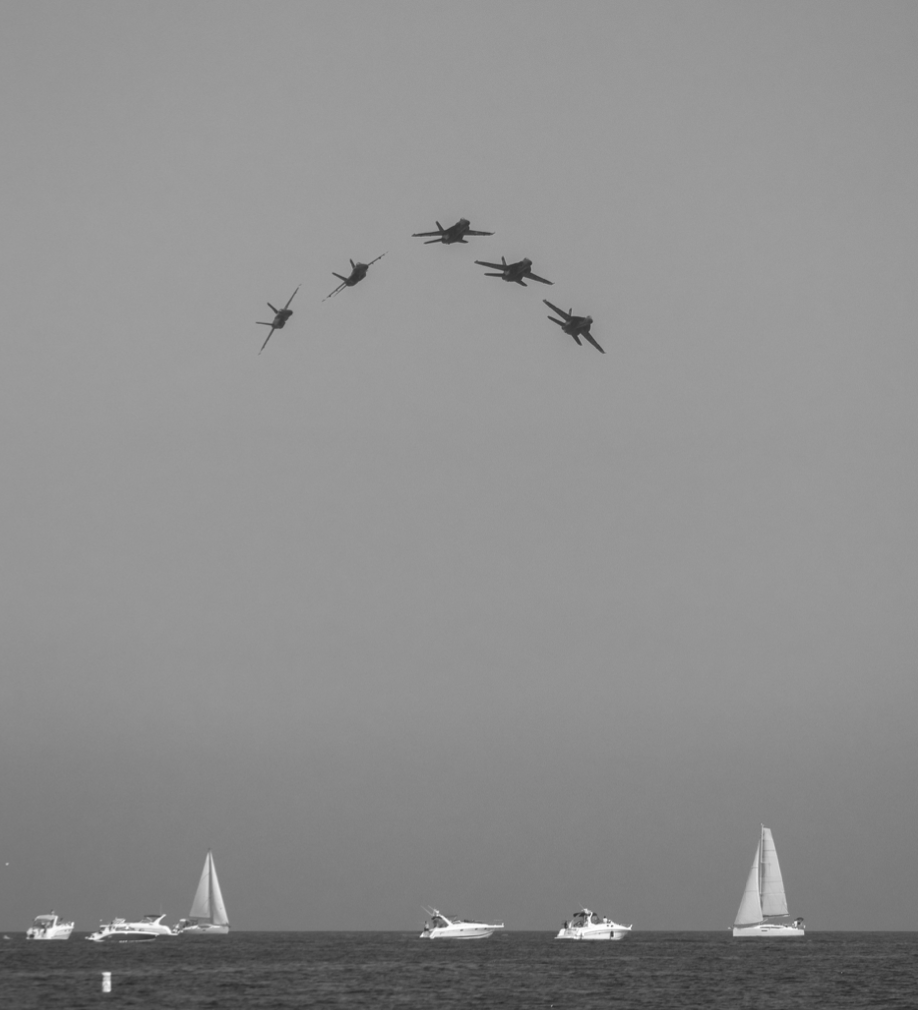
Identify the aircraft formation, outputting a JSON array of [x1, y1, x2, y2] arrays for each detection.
[[256, 218, 604, 354]]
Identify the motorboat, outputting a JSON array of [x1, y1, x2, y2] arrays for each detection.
[[87, 914, 175, 942], [556, 908, 632, 940], [420, 907, 504, 939], [174, 850, 230, 935], [733, 824, 805, 937], [25, 912, 74, 940]]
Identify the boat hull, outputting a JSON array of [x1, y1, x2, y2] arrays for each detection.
[[178, 923, 230, 935], [88, 915, 175, 942], [88, 929, 162, 942], [556, 925, 631, 940], [25, 925, 74, 940], [420, 926, 499, 939], [733, 923, 805, 937]]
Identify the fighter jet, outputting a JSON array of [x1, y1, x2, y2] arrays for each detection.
[[474, 256, 553, 287], [323, 253, 386, 301], [543, 299, 604, 353], [412, 218, 494, 245], [256, 286, 299, 353]]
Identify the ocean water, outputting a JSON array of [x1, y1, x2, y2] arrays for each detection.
[[2, 931, 916, 1009]]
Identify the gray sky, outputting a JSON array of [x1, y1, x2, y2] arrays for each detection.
[[2, 0, 917, 930]]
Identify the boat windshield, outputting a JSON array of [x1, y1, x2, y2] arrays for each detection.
[[32, 916, 54, 926], [431, 916, 449, 928]]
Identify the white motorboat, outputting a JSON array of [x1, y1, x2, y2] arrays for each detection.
[[174, 850, 230, 935], [556, 908, 632, 940], [420, 907, 504, 939], [733, 824, 805, 937], [88, 914, 175, 942], [25, 912, 74, 940]]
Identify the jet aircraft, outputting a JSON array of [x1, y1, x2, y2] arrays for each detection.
[[256, 286, 299, 353], [543, 299, 604, 353], [412, 218, 494, 245], [323, 253, 386, 301], [474, 256, 553, 286]]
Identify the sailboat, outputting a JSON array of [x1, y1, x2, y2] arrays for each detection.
[[733, 825, 805, 937], [174, 850, 230, 935]]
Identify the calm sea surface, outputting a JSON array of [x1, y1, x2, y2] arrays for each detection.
[[2, 932, 916, 1009]]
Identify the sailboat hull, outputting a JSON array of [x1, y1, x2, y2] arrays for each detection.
[[179, 923, 230, 935], [733, 923, 805, 937]]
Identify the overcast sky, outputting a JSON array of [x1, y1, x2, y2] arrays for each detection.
[[2, 1, 917, 931]]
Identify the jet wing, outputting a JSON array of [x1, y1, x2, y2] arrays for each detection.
[[465, 230, 493, 236], [526, 272, 553, 285], [412, 230, 441, 237], [543, 299, 571, 321], [323, 282, 347, 301], [258, 325, 277, 354], [474, 260, 505, 270], [582, 331, 605, 354]]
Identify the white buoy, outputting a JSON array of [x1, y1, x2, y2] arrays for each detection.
[[101, 971, 112, 993]]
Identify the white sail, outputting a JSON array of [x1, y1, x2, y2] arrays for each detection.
[[760, 827, 788, 918], [734, 836, 763, 926], [188, 851, 229, 925], [209, 854, 229, 926], [188, 853, 213, 921]]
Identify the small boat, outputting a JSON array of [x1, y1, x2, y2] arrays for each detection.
[[556, 908, 632, 940], [87, 914, 175, 942], [174, 850, 230, 935], [25, 912, 74, 940], [420, 907, 504, 939], [733, 824, 805, 937]]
